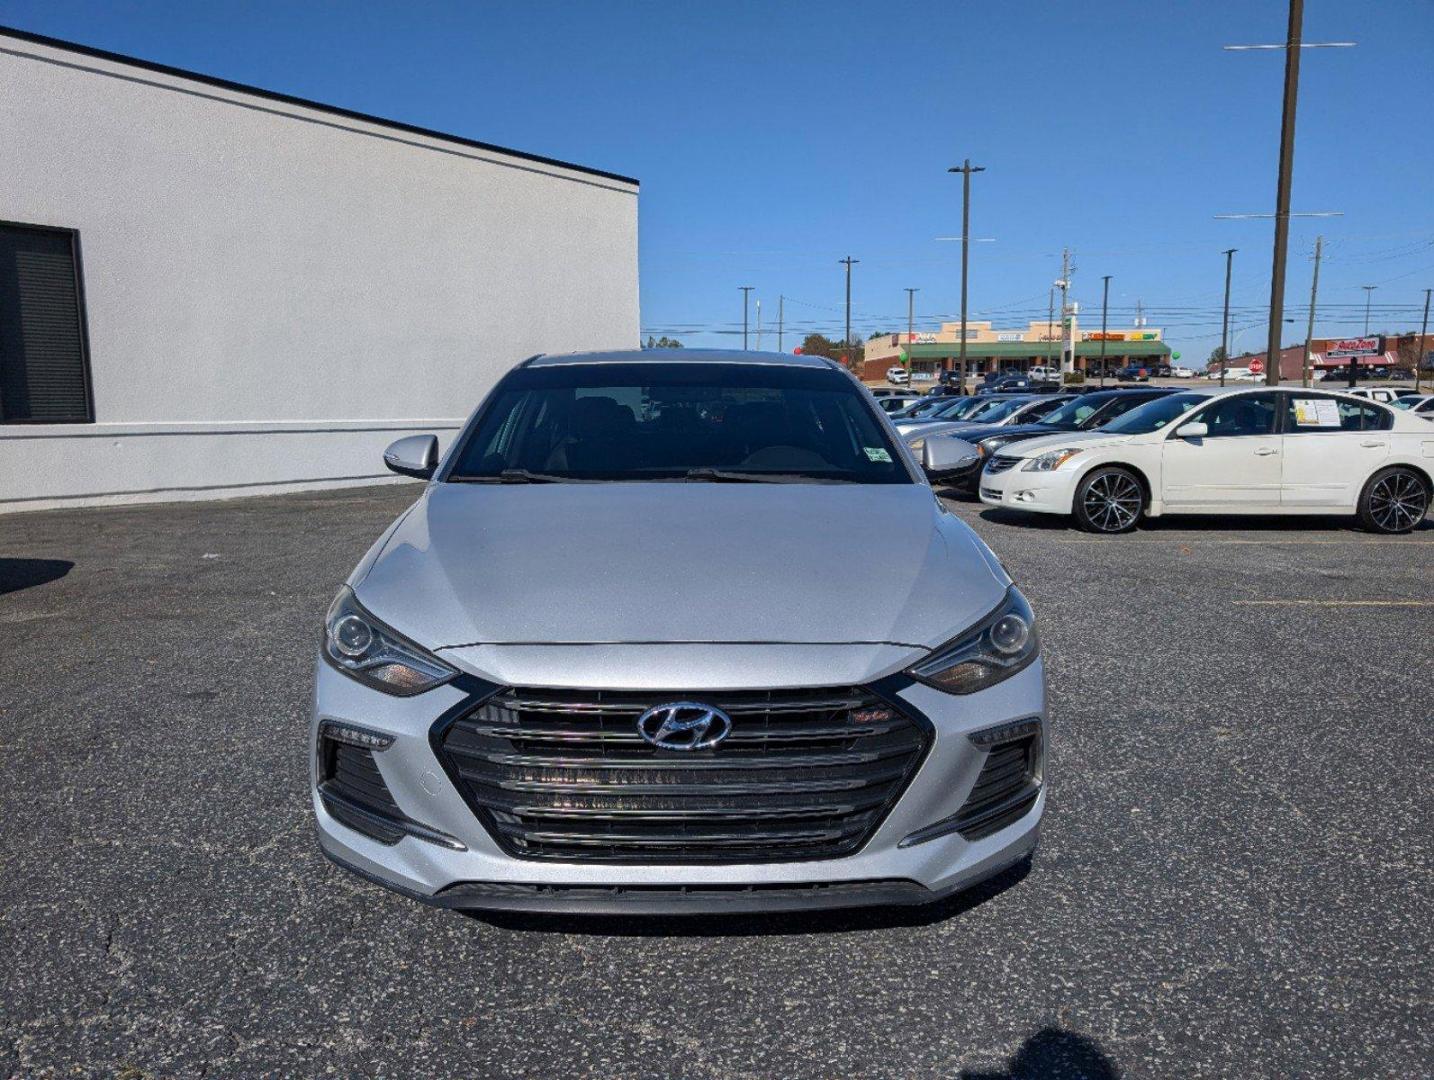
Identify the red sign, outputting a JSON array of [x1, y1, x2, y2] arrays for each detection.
[[1249, 358, 1265, 375], [792, 347, 803, 354], [1327, 336, 1382, 358]]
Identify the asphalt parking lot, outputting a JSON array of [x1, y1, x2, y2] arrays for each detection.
[[2, 484, 1430, 1078]]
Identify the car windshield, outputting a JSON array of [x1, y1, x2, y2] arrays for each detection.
[[1035, 395, 1105, 427], [446, 362, 912, 484], [925, 397, 979, 419], [1390, 398, 1415, 410], [1100, 392, 1207, 434], [966, 397, 1031, 422]]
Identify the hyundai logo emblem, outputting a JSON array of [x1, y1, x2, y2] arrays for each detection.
[[636, 702, 733, 751]]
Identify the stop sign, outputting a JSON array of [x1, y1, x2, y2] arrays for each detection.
[[1249, 358, 1265, 375]]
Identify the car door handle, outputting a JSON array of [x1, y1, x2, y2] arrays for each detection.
[[1360, 441, 1387, 448], [1254, 447, 1279, 456]]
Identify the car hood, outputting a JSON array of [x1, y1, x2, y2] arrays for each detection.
[[1002, 430, 1136, 458], [354, 482, 1009, 650]]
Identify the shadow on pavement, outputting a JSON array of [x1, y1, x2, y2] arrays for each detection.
[[959, 1027, 1120, 1079], [462, 855, 1031, 937], [0, 557, 74, 596], [979, 508, 1431, 535]]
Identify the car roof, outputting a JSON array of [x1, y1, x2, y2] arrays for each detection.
[[524, 348, 835, 370]]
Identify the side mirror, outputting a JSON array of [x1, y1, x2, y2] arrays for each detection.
[[922, 435, 980, 473], [1174, 421, 1208, 440], [383, 434, 439, 479]]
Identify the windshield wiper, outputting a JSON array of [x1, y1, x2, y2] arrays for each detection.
[[683, 468, 853, 484], [452, 469, 585, 484]]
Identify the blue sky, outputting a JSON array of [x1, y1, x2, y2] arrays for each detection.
[[4, 0, 1432, 360]]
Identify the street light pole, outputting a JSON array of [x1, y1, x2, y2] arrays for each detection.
[[739, 286, 754, 350], [1220, 248, 1237, 387], [1099, 276, 1111, 388], [839, 257, 859, 376], [777, 294, 784, 354], [1357, 284, 1377, 387], [948, 158, 985, 394], [1047, 287, 1056, 374]]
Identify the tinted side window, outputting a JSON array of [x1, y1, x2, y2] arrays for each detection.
[[1195, 393, 1279, 438], [1286, 394, 1394, 433]]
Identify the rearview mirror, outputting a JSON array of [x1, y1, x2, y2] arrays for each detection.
[[922, 435, 980, 473], [383, 434, 439, 479], [1174, 421, 1208, 440]]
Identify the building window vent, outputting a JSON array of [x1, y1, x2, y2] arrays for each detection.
[[0, 223, 94, 423]]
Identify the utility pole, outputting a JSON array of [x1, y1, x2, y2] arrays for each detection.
[[1259, 0, 1303, 387], [948, 158, 985, 393], [1416, 288, 1431, 394], [1099, 276, 1111, 388], [905, 288, 919, 374], [1301, 236, 1322, 387], [755, 299, 762, 351], [1055, 248, 1075, 377], [1220, 248, 1237, 387], [839, 257, 859, 375], [1047, 287, 1056, 373], [739, 286, 754, 350], [777, 295, 784, 353]]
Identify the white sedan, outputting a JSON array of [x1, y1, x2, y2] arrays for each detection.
[[978, 387, 1433, 534]]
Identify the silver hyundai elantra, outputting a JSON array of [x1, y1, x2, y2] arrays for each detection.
[[312, 350, 1046, 914]]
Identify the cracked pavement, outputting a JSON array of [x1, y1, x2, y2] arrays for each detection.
[[1, 483, 1430, 1077]]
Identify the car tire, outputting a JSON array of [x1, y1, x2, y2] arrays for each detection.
[[1357, 467, 1430, 534], [1072, 467, 1145, 534]]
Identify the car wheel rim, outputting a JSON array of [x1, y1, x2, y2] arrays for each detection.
[[1369, 472, 1429, 532], [1083, 473, 1142, 532]]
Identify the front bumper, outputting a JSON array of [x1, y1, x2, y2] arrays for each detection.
[[977, 462, 1078, 515], [311, 647, 1047, 913]]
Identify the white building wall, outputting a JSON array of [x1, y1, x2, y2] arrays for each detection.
[[0, 30, 639, 511]]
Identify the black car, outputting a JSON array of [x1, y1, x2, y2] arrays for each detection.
[[1114, 364, 1151, 382], [920, 387, 1180, 493], [977, 373, 1062, 395]]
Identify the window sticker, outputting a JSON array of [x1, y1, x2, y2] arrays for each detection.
[[864, 447, 892, 462], [1293, 399, 1341, 427]]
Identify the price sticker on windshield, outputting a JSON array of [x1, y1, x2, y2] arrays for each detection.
[[864, 447, 892, 462]]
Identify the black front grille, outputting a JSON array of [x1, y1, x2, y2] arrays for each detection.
[[435, 687, 931, 864], [986, 455, 1021, 475]]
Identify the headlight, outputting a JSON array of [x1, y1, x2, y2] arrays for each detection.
[[1022, 447, 1084, 472], [906, 587, 1040, 695], [322, 586, 456, 696]]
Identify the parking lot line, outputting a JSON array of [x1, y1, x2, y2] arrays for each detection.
[[1232, 599, 1434, 607]]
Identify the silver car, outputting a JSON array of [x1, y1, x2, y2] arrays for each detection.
[[312, 350, 1046, 914]]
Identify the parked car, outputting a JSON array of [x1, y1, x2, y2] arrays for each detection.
[[1347, 387, 1400, 405], [1390, 394, 1434, 417], [895, 393, 1033, 435], [918, 388, 1179, 494], [315, 348, 1046, 914], [875, 392, 922, 414], [1114, 364, 1150, 382], [979, 374, 1061, 395], [978, 387, 1430, 534], [885, 365, 909, 385], [903, 395, 1071, 449], [1028, 365, 1061, 381]]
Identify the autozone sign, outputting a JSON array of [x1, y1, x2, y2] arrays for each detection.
[[1326, 336, 1383, 358]]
